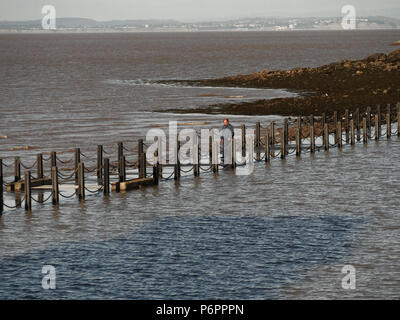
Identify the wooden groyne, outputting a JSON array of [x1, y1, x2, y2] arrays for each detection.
[[1, 103, 399, 214]]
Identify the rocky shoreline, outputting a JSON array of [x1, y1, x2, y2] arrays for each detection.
[[157, 49, 400, 116]]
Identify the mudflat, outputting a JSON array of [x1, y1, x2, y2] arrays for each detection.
[[158, 49, 400, 116]]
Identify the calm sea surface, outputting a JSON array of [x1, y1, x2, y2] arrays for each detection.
[[0, 30, 399, 299]]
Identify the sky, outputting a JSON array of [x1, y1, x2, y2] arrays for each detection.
[[0, 0, 399, 21]]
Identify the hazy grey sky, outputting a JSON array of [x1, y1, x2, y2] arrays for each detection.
[[1, 0, 399, 21]]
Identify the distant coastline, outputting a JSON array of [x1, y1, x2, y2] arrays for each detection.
[[1, 15, 399, 33]]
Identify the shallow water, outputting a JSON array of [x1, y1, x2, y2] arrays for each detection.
[[0, 30, 400, 299]]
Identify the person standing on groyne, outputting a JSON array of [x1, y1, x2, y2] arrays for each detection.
[[220, 119, 234, 166]]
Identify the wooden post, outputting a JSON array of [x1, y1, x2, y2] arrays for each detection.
[[322, 113, 326, 144], [265, 133, 270, 163], [212, 139, 218, 173], [324, 124, 329, 151], [0, 159, 3, 214], [97, 145, 103, 185], [37, 154, 43, 179], [153, 157, 159, 185], [118, 142, 124, 182], [345, 109, 349, 144], [296, 116, 301, 156], [255, 122, 261, 161], [138, 139, 144, 178], [231, 138, 236, 169], [78, 162, 85, 201], [355, 108, 360, 142], [387, 113, 391, 138], [51, 166, 59, 205], [362, 117, 367, 144], [397, 103, 400, 137], [194, 142, 200, 176], [51, 151, 57, 168], [74, 148, 80, 184], [375, 114, 380, 140], [366, 107, 371, 138], [310, 114, 315, 153], [350, 119, 355, 145], [338, 121, 342, 149], [139, 152, 146, 179], [175, 140, 181, 179], [333, 111, 338, 144], [14, 156, 21, 182], [120, 156, 126, 182], [103, 158, 110, 195], [24, 171, 32, 211], [241, 124, 246, 157], [280, 126, 286, 159], [270, 120, 275, 157], [174, 138, 179, 180], [284, 118, 289, 156], [209, 135, 212, 165]]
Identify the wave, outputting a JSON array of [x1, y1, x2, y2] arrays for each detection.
[[104, 79, 293, 92]]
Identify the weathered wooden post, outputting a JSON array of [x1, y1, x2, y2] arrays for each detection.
[[363, 117, 367, 144], [74, 148, 80, 184], [375, 114, 380, 140], [387, 113, 391, 138], [174, 142, 179, 180], [284, 118, 289, 156], [366, 107, 371, 138], [345, 109, 349, 144], [97, 145, 103, 184], [51, 166, 59, 205], [350, 119, 355, 145], [265, 133, 270, 163], [117, 142, 124, 182], [138, 139, 144, 178], [280, 127, 286, 160], [120, 156, 126, 182], [241, 124, 246, 158], [255, 122, 261, 161], [141, 153, 146, 179], [324, 124, 329, 151], [310, 114, 315, 153], [194, 142, 200, 176], [338, 121, 342, 149], [397, 103, 400, 137], [209, 135, 212, 165], [0, 159, 3, 214], [296, 116, 301, 156], [153, 154, 159, 185], [174, 140, 181, 180], [355, 108, 360, 142], [333, 111, 338, 144], [212, 138, 219, 173], [103, 158, 110, 195], [37, 154, 43, 179], [51, 151, 57, 168], [78, 162, 85, 201], [24, 171, 32, 211], [14, 156, 21, 182], [231, 138, 236, 169]]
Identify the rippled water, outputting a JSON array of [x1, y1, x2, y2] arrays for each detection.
[[0, 31, 400, 299]]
